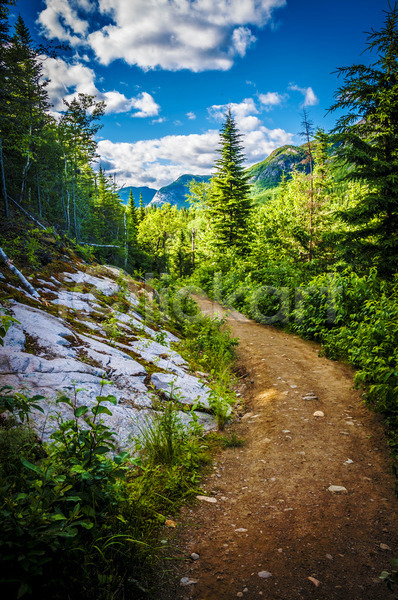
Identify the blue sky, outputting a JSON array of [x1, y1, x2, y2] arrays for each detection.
[[15, 0, 389, 190]]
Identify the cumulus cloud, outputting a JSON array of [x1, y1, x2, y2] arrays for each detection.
[[231, 26, 257, 57], [41, 57, 160, 117], [38, 0, 286, 72], [289, 84, 319, 107], [258, 91, 286, 110], [187, 112, 197, 120], [98, 96, 293, 189], [37, 0, 90, 46]]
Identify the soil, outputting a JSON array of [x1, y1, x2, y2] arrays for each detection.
[[157, 296, 398, 600]]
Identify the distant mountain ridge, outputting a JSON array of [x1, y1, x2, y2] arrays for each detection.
[[246, 144, 310, 196], [149, 174, 212, 209], [117, 144, 312, 210], [117, 186, 157, 206]]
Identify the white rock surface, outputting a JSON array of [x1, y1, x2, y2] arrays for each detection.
[[151, 372, 211, 408], [0, 266, 218, 450]]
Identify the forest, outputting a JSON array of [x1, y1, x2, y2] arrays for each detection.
[[1, 0, 398, 597]]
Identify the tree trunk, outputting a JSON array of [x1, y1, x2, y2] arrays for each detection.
[[64, 157, 70, 232], [0, 139, 8, 217], [36, 171, 42, 218], [0, 246, 40, 298]]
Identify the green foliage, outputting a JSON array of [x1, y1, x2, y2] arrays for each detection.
[[328, 3, 398, 276], [380, 558, 398, 591], [207, 108, 252, 256], [0, 383, 140, 599], [221, 431, 245, 449]]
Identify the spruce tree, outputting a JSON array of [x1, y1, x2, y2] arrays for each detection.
[[138, 192, 145, 223], [328, 3, 398, 276], [208, 108, 252, 254]]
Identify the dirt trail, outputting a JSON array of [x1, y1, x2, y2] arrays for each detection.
[[159, 297, 398, 600]]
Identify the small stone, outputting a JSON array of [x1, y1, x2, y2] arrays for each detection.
[[344, 459, 354, 465], [313, 411, 324, 417], [164, 519, 176, 528], [308, 576, 321, 587], [380, 543, 392, 551], [326, 554, 333, 560], [196, 495, 217, 503], [180, 577, 198, 586], [190, 552, 200, 561], [258, 571, 272, 579], [328, 485, 348, 494], [243, 588, 248, 593], [302, 393, 318, 401], [235, 528, 248, 533], [237, 593, 243, 598], [282, 430, 291, 434]]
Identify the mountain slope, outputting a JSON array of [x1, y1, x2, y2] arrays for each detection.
[[247, 144, 310, 196], [117, 186, 157, 206], [149, 174, 211, 209]]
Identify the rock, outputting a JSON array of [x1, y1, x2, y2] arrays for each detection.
[[313, 411, 325, 417], [237, 593, 243, 598], [327, 485, 348, 494], [164, 519, 176, 528], [10, 302, 77, 358], [308, 576, 321, 587], [196, 495, 217, 503], [380, 543, 392, 551], [53, 290, 103, 314], [190, 552, 200, 561], [326, 554, 333, 560], [344, 459, 354, 465], [62, 270, 121, 297], [151, 372, 211, 408], [302, 393, 318, 401], [235, 528, 248, 533], [258, 571, 272, 579], [180, 577, 198, 586]]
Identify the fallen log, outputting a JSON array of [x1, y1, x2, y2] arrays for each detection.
[[0, 246, 41, 299]]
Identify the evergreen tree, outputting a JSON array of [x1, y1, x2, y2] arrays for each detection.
[[138, 192, 145, 223], [208, 109, 252, 254], [5, 15, 50, 205], [328, 3, 398, 276]]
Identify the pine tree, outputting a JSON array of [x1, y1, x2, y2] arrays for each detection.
[[4, 15, 50, 205], [328, 3, 398, 276], [208, 108, 252, 254], [138, 192, 145, 223]]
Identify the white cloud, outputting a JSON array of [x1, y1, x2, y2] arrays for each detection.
[[289, 84, 319, 107], [37, 0, 90, 46], [38, 0, 287, 72], [98, 96, 293, 189], [130, 92, 160, 118], [231, 26, 256, 57], [187, 112, 197, 120], [41, 57, 160, 117], [208, 98, 259, 123], [258, 91, 286, 110]]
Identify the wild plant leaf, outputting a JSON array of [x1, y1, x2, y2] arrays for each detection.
[[75, 406, 89, 417], [20, 457, 41, 474]]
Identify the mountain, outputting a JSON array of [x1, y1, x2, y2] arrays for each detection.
[[246, 145, 310, 197], [118, 144, 312, 210], [149, 174, 211, 209], [117, 186, 157, 206]]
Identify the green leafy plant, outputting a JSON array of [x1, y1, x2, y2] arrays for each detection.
[[380, 558, 398, 591]]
